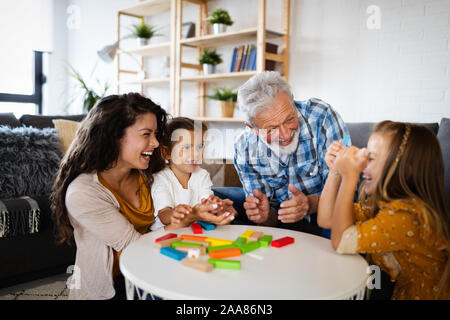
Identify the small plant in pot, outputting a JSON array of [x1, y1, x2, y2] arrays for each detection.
[[129, 21, 159, 46], [207, 86, 237, 117], [198, 49, 223, 74], [207, 8, 234, 34]]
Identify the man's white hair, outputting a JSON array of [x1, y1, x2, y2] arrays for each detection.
[[237, 71, 294, 125]]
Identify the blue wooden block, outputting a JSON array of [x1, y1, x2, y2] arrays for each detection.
[[342, 134, 351, 147], [197, 220, 215, 231], [160, 246, 187, 261]]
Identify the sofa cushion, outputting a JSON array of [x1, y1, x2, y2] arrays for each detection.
[[0, 113, 21, 128], [437, 118, 450, 206], [346, 122, 439, 149], [0, 126, 63, 198], [19, 114, 85, 129], [53, 119, 81, 153]]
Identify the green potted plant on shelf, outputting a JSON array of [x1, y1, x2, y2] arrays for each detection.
[[206, 86, 237, 117], [198, 49, 223, 74], [129, 21, 160, 46], [68, 65, 109, 113], [207, 8, 234, 34]]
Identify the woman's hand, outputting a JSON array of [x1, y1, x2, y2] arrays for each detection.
[[193, 203, 234, 225], [334, 146, 369, 180], [325, 139, 344, 174], [201, 195, 224, 215]]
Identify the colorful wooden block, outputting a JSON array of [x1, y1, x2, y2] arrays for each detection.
[[234, 237, 247, 247], [182, 258, 214, 272], [180, 239, 210, 247], [342, 134, 351, 147], [205, 238, 234, 247], [191, 222, 203, 234], [248, 231, 264, 242], [187, 248, 201, 259], [240, 241, 260, 254], [207, 244, 237, 253], [171, 241, 203, 248], [208, 258, 241, 270], [176, 246, 207, 256], [241, 230, 254, 240], [209, 248, 241, 259], [154, 237, 180, 248], [259, 235, 272, 247], [271, 236, 295, 248], [180, 234, 208, 241], [197, 221, 215, 231], [155, 233, 177, 243], [160, 247, 187, 261]]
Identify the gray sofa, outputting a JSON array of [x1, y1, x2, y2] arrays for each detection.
[[0, 112, 449, 290]]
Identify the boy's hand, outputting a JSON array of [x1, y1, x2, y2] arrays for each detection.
[[170, 204, 193, 226], [325, 139, 344, 174]]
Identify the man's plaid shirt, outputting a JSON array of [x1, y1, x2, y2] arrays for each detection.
[[234, 98, 350, 217]]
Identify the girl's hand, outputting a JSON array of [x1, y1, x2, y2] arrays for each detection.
[[170, 204, 193, 226], [325, 139, 344, 173], [334, 146, 369, 179]]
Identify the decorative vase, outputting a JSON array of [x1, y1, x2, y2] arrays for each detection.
[[219, 101, 236, 118], [203, 64, 215, 74], [212, 23, 227, 35], [138, 38, 149, 46]]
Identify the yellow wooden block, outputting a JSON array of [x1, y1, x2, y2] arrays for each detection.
[[241, 230, 255, 240], [205, 238, 234, 246]]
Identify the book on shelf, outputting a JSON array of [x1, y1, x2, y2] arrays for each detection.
[[229, 43, 278, 72]]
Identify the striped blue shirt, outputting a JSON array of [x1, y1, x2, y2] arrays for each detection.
[[234, 98, 350, 219]]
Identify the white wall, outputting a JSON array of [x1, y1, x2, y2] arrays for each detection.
[[46, 0, 450, 157]]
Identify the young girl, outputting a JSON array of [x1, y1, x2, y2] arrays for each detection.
[[318, 121, 449, 300], [151, 117, 237, 229]]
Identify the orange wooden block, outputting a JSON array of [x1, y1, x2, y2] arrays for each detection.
[[176, 246, 207, 256], [180, 234, 208, 241], [154, 237, 180, 248], [182, 258, 214, 272], [209, 248, 241, 259]]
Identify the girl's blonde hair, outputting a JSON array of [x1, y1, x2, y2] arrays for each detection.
[[359, 121, 449, 299]]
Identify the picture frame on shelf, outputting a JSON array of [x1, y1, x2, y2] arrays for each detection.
[[182, 22, 195, 39]]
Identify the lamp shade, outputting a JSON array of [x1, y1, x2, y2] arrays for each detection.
[[97, 41, 119, 63]]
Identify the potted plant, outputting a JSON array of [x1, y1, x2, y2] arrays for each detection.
[[68, 65, 109, 113], [198, 49, 223, 74], [207, 86, 237, 117], [129, 21, 159, 46], [207, 8, 234, 34]]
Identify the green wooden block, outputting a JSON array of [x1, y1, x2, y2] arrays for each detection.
[[207, 244, 237, 253], [208, 258, 241, 270], [233, 237, 247, 247], [259, 235, 272, 247], [171, 241, 203, 248], [241, 241, 260, 254]]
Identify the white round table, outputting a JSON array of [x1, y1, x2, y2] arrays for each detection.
[[120, 225, 369, 300]]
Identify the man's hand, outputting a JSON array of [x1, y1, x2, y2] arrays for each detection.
[[278, 184, 309, 223], [243, 189, 271, 224]]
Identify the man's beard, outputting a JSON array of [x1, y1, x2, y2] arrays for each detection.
[[260, 129, 300, 157]]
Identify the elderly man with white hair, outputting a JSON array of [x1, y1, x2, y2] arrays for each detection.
[[214, 71, 350, 236]]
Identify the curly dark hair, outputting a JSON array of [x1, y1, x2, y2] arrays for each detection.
[[50, 93, 168, 245]]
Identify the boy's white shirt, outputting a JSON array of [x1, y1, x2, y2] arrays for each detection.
[[150, 166, 214, 230]]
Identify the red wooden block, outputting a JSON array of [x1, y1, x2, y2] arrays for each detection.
[[155, 233, 177, 243], [191, 222, 203, 234], [271, 236, 294, 248]]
